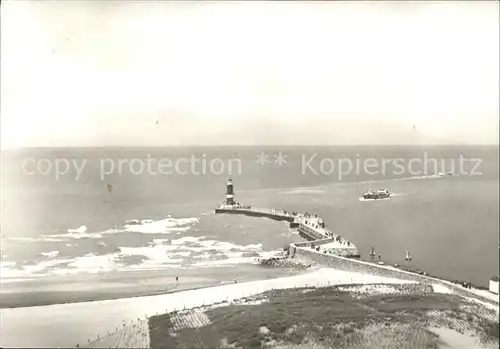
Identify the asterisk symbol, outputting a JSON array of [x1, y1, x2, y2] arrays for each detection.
[[256, 152, 270, 166], [273, 152, 288, 166]]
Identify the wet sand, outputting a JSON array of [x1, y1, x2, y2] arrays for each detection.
[[0, 264, 295, 308]]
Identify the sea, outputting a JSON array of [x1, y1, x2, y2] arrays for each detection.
[[0, 146, 498, 290]]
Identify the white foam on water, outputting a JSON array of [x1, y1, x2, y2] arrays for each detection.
[[124, 263, 183, 271], [1, 261, 17, 267], [68, 225, 88, 234], [170, 236, 202, 245], [157, 237, 261, 266], [388, 192, 407, 197], [42, 237, 66, 242], [2, 216, 200, 281], [1, 233, 269, 280], [1, 258, 74, 279], [43, 231, 103, 239], [123, 217, 199, 234], [67, 254, 117, 274], [1, 254, 113, 279], [175, 251, 192, 257], [193, 239, 263, 252], [121, 236, 265, 270], [190, 256, 260, 268], [119, 246, 184, 265], [41, 251, 60, 258], [358, 197, 391, 202], [258, 250, 287, 259], [152, 238, 170, 245], [0, 261, 18, 279], [6, 237, 39, 242], [12, 217, 201, 243]]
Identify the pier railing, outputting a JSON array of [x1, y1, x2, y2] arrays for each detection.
[[215, 206, 297, 223]]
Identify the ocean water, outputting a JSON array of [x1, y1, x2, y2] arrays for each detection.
[[0, 146, 498, 287]]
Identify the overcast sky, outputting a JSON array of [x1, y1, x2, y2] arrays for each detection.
[[1, 1, 498, 147]]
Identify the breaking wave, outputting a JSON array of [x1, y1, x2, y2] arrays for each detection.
[[6, 217, 201, 243], [123, 217, 198, 234], [68, 225, 88, 234], [46, 231, 104, 239], [1, 231, 275, 281], [41, 251, 59, 258]]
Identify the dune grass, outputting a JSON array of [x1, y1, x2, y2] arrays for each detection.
[[149, 284, 499, 349]]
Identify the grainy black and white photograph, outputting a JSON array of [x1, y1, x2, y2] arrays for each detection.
[[1, 0, 499, 348]]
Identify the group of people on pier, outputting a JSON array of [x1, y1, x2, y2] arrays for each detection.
[[271, 208, 297, 216], [299, 212, 326, 229], [223, 201, 251, 209], [298, 212, 359, 247], [310, 238, 352, 251]]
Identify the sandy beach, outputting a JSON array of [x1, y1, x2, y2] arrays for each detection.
[[0, 267, 416, 347]]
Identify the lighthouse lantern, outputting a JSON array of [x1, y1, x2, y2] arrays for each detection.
[[225, 178, 235, 205]]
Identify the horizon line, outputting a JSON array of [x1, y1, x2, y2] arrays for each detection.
[[2, 143, 499, 150]]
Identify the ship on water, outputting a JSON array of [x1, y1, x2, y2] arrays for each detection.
[[437, 171, 453, 177], [362, 188, 391, 200]]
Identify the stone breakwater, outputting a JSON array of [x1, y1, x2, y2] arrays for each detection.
[[214, 206, 360, 258], [289, 243, 499, 307], [214, 206, 297, 223]]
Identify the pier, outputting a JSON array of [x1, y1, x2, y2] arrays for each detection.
[[215, 178, 299, 226], [214, 179, 360, 258], [215, 206, 298, 226]]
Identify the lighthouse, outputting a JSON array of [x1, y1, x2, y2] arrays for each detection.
[[225, 178, 235, 205]]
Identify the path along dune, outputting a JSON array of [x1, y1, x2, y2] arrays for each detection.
[[0, 268, 415, 348]]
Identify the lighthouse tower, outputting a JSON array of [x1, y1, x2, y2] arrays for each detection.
[[225, 178, 235, 205]]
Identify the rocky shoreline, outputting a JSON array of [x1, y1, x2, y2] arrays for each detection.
[[258, 254, 313, 271]]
